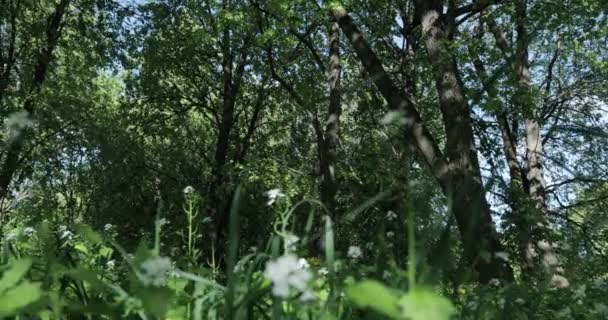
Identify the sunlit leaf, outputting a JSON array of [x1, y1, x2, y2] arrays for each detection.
[[398, 288, 456, 320], [347, 280, 402, 318]]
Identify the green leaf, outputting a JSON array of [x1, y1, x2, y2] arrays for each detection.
[[0, 259, 32, 294], [74, 242, 89, 255], [344, 191, 390, 223], [347, 280, 402, 319], [75, 224, 103, 244], [398, 288, 456, 320], [68, 268, 107, 290], [138, 286, 173, 318], [0, 282, 42, 316]]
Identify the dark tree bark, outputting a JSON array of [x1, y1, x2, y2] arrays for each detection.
[[207, 25, 251, 261], [319, 21, 342, 216], [332, 5, 512, 282]]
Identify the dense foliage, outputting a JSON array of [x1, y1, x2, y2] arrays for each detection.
[[1, 0, 607, 318]]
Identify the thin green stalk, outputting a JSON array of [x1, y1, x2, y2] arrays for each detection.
[[408, 205, 416, 292], [224, 186, 242, 320]]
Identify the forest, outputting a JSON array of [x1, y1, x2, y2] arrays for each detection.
[[0, 0, 607, 318]]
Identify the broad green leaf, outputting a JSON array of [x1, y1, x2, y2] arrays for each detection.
[[347, 280, 402, 319], [0, 259, 32, 294], [139, 286, 174, 318], [398, 288, 456, 320], [75, 224, 103, 244], [68, 268, 106, 290], [74, 242, 89, 254], [0, 282, 42, 316]]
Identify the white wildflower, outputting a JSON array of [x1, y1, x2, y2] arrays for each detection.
[[386, 231, 395, 238], [157, 218, 169, 226], [22, 227, 36, 237], [489, 278, 500, 287], [183, 185, 195, 195], [298, 258, 310, 269], [284, 233, 299, 252], [60, 230, 74, 241], [104, 223, 114, 232], [264, 255, 312, 298], [265, 188, 285, 206], [318, 267, 329, 276], [202, 217, 212, 224], [386, 210, 398, 221], [106, 260, 116, 269], [347, 246, 362, 260], [249, 246, 258, 253], [139, 256, 172, 287], [515, 298, 525, 305]]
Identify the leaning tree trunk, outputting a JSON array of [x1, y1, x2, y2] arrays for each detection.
[[414, 0, 512, 282], [332, 5, 512, 283]]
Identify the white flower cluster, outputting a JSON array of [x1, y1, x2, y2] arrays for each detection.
[[265, 188, 285, 206], [139, 256, 172, 287], [104, 223, 114, 232], [264, 255, 314, 301], [183, 185, 194, 195], [284, 233, 299, 252], [23, 227, 36, 238], [58, 225, 74, 241], [318, 267, 329, 276], [347, 245, 362, 260], [386, 210, 398, 221]]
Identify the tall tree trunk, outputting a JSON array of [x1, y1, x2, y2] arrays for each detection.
[[483, 1, 567, 286], [319, 21, 342, 216], [513, 0, 567, 287], [208, 25, 249, 263], [414, 0, 513, 282], [332, 6, 512, 282], [0, 0, 70, 203]]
